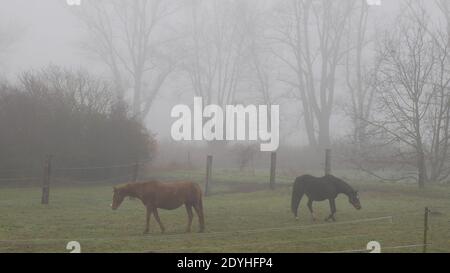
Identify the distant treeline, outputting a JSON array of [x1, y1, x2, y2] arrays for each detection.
[[0, 66, 155, 183]]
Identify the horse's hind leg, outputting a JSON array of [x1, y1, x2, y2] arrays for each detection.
[[185, 204, 194, 233], [193, 202, 205, 233], [307, 198, 316, 222], [325, 199, 336, 222], [144, 206, 153, 234], [152, 208, 165, 234]]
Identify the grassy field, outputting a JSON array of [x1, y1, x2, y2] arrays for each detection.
[[0, 171, 449, 253]]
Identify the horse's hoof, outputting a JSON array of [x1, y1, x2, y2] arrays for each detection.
[[295, 217, 299, 221]]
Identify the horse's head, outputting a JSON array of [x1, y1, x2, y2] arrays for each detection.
[[348, 190, 361, 210], [111, 187, 126, 210]]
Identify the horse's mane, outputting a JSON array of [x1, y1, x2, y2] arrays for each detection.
[[115, 181, 160, 193], [327, 175, 355, 194]]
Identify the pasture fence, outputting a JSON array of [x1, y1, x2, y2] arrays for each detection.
[[270, 152, 276, 190], [41, 155, 52, 205], [0, 211, 444, 253], [204, 155, 213, 196], [1, 148, 335, 200], [38, 158, 152, 204], [200, 149, 332, 195], [0, 151, 446, 253], [423, 207, 429, 253], [0, 215, 394, 244], [322, 243, 431, 253]]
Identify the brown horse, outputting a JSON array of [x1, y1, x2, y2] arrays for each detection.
[[111, 181, 205, 234]]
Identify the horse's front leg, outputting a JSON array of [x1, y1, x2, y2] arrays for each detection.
[[185, 204, 194, 233], [144, 206, 153, 234], [152, 208, 165, 234], [307, 198, 316, 222], [325, 199, 336, 222]]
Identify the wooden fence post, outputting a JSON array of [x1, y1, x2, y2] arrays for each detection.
[[325, 149, 331, 175], [205, 155, 213, 196], [132, 162, 139, 182], [423, 207, 429, 253], [41, 155, 52, 205], [270, 152, 277, 190], [187, 151, 192, 169]]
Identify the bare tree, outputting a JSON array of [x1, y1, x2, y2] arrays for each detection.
[[422, 1, 450, 183], [20, 65, 114, 114], [247, 2, 283, 107], [368, 6, 439, 188], [436, 0, 450, 38], [0, 65, 155, 175], [73, 0, 179, 120], [274, 0, 356, 150], [185, 0, 253, 106], [344, 0, 378, 148]]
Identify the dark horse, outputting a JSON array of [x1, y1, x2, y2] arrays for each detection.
[[111, 181, 205, 234], [291, 175, 361, 222]]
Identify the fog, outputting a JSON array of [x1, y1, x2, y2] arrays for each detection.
[[0, 0, 398, 142], [1, 1, 450, 255], [1, 0, 449, 186]]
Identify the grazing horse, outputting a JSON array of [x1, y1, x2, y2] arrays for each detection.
[[111, 181, 205, 234], [291, 175, 361, 222]]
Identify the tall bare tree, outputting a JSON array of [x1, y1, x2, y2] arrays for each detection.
[[274, 0, 356, 150], [421, 1, 450, 183], [185, 0, 253, 107], [74, 0, 179, 120], [369, 5, 439, 188], [344, 0, 378, 148], [436, 0, 450, 38], [247, 3, 281, 107]]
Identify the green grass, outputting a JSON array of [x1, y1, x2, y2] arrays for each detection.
[[0, 172, 449, 253]]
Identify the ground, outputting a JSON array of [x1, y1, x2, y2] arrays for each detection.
[[0, 170, 449, 253]]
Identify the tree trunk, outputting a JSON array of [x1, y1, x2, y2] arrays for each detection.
[[133, 72, 142, 120], [303, 114, 318, 148], [318, 112, 331, 149], [417, 149, 427, 189]]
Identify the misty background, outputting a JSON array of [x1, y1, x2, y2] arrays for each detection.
[[1, 0, 449, 188]]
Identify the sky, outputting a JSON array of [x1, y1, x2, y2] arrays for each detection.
[[0, 0, 85, 75]]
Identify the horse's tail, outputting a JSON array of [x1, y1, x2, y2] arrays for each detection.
[[291, 177, 305, 219]]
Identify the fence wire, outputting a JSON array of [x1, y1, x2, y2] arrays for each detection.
[[0, 215, 393, 244]]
